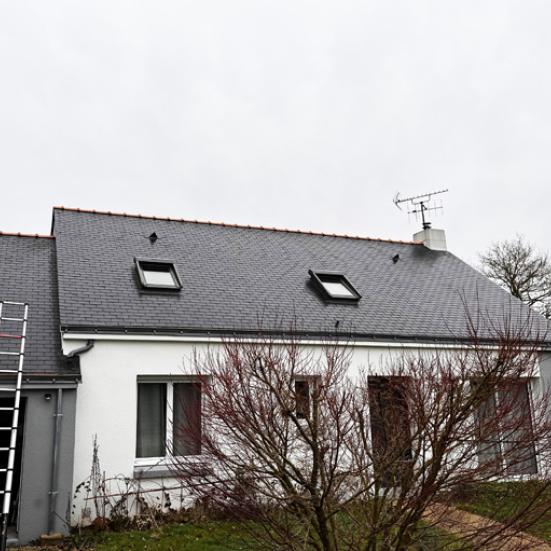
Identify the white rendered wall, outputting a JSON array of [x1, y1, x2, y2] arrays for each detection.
[[63, 335, 551, 523], [64, 336, 427, 521], [66, 338, 216, 521]]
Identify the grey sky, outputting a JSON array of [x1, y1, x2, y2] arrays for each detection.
[[1, 1, 550, 264]]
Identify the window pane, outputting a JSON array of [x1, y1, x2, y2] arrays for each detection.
[[320, 281, 355, 298], [475, 389, 502, 470], [295, 380, 310, 419], [136, 383, 166, 458], [173, 383, 202, 456], [143, 268, 177, 287], [499, 382, 537, 475]]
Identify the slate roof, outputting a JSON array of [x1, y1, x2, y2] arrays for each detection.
[[0, 234, 79, 378], [52, 207, 550, 343]]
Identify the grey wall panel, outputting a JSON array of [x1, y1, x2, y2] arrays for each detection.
[[17, 388, 76, 544]]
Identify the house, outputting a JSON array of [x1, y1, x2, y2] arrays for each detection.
[[0, 206, 549, 544]]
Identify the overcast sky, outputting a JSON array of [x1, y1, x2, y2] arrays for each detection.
[[1, 1, 550, 264]]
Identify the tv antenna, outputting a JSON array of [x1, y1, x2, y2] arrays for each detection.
[[393, 188, 449, 230]]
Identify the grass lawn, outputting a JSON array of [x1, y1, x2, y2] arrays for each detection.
[[71, 520, 463, 551], [454, 481, 551, 543], [75, 521, 257, 550]]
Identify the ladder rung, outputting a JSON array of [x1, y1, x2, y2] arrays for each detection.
[[0, 317, 24, 322], [0, 352, 19, 357], [0, 389, 16, 393], [0, 408, 17, 412], [0, 428, 14, 431], [2, 301, 25, 306], [0, 370, 18, 374]]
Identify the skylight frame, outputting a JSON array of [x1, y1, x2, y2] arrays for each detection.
[[135, 258, 183, 291], [309, 270, 361, 303]]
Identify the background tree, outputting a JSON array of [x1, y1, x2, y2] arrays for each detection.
[[480, 235, 551, 319], [173, 316, 551, 551]]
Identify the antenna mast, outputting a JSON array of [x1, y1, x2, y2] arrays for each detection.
[[393, 188, 449, 230]]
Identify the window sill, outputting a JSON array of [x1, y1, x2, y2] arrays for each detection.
[[133, 456, 211, 480]]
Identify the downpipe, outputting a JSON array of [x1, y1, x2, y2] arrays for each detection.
[[47, 388, 63, 535], [47, 340, 94, 534]]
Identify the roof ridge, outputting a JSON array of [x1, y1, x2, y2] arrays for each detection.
[[0, 231, 54, 240], [52, 206, 420, 246]]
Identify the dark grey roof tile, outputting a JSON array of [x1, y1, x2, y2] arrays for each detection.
[[0, 235, 77, 376], [52, 208, 550, 342]]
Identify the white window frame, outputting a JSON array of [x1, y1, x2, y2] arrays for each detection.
[[293, 375, 321, 420], [475, 378, 538, 478], [135, 376, 204, 468]]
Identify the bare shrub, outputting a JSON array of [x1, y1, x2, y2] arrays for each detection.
[[172, 315, 551, 550]]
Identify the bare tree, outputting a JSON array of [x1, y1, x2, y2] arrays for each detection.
[[172, 317, 551, 551], [480, 235, 551, 318]]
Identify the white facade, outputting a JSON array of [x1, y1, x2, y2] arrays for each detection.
[[63, 333, 551, 523], [62, 334, 435, 520]]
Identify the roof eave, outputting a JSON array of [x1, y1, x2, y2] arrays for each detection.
[[60, 325, 551, 348]]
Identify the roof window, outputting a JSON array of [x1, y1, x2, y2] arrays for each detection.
[[135, 259, 182, 290], [309, 270, 361, 302]]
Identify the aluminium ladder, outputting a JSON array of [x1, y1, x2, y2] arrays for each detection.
[[0, 301, 28, 551]]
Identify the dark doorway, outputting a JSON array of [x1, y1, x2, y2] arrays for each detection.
[[0, 397, 26, 526], [368, 377, 412, 486]]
